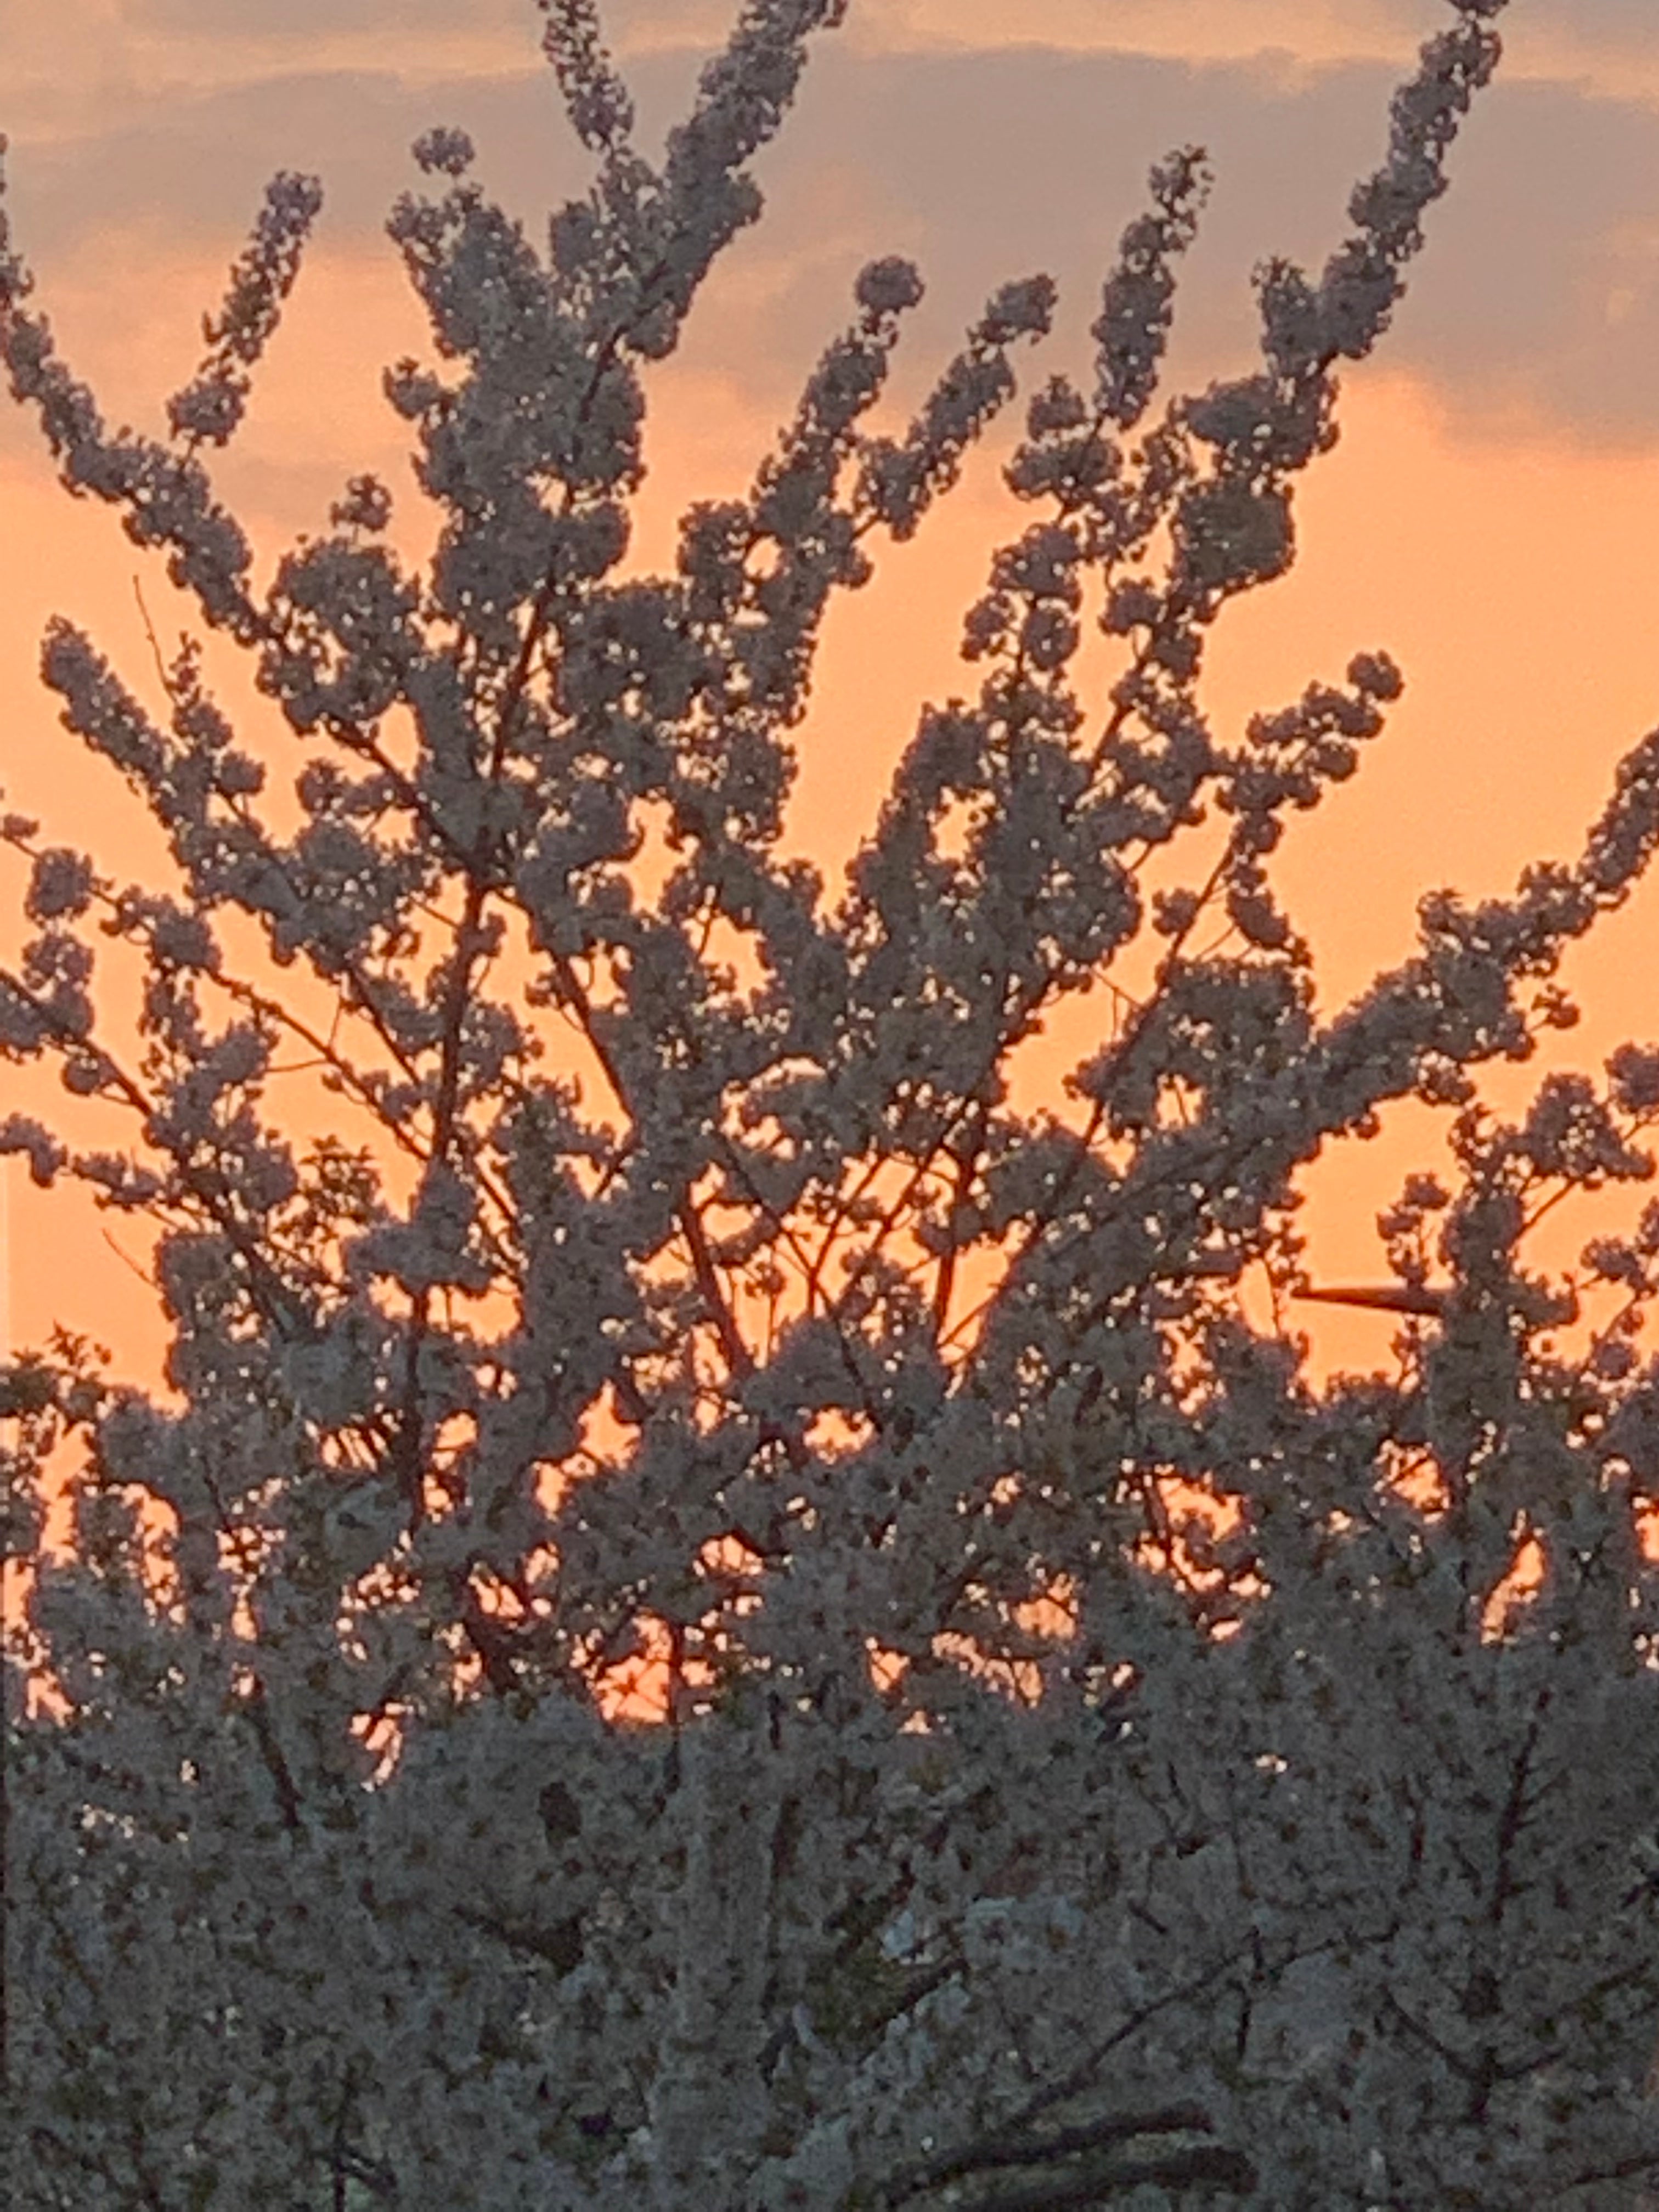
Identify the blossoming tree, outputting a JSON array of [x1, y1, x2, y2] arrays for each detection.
[[5, 0, 1659, 2204]]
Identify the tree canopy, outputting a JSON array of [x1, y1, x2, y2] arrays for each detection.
[[5, 1, 1659, 2205]]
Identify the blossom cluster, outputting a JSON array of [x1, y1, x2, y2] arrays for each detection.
[[5, 2, 1659, 2207]]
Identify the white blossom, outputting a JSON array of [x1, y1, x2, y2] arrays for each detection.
[[7, 2, 1659, 2208]]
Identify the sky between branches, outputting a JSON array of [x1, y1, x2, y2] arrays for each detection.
[[2, 0, 1658, 1384]]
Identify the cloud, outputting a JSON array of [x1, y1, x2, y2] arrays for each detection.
[[2, 10, 1657, 476], [1, 65, 590, 264], [695, 39, 1659, 457], [851, 0, 1426, 67], [87, 0, 1652, 79], [1379, 75, 1659, 452], [136, 0, 523, 22], [850, 0, 1659, 120]]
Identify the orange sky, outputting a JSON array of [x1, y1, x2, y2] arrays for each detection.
[[3, 0, 1659, 1397]]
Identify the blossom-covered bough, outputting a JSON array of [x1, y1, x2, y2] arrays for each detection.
[[5, 0, 1659, 2203]]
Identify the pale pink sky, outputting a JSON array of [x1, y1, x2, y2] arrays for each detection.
[[3, 0, 1659, 1386]]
